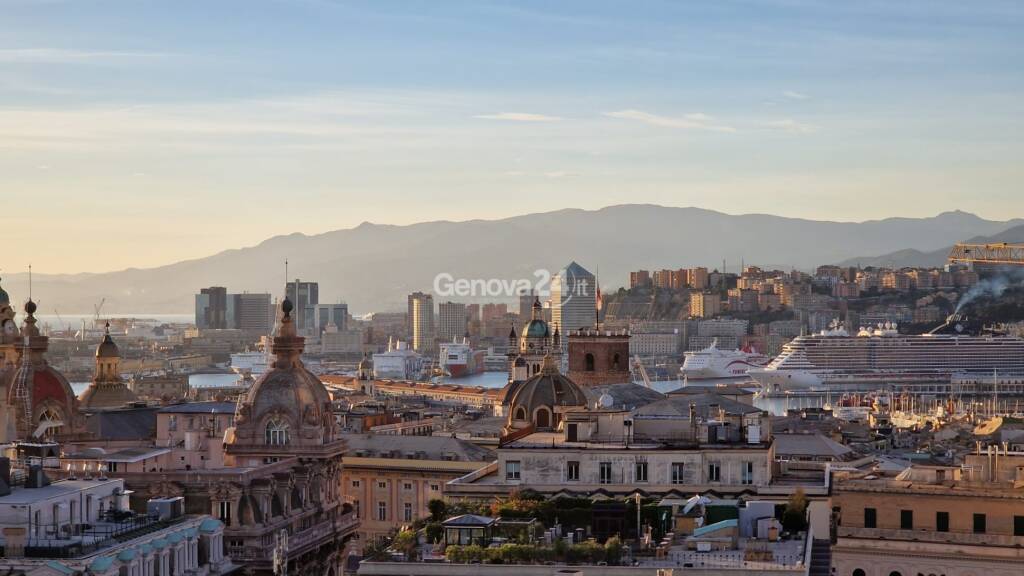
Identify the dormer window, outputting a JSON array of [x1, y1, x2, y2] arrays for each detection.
[[265, 418, 290, 445]]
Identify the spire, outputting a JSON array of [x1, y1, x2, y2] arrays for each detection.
[[532, 297, 542, 320]]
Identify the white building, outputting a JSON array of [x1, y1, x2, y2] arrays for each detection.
[[0, 472, 232, 576]]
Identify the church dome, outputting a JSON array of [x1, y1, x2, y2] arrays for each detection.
[[523, 318, 549, 339], [227, 297, 337, 454], [506, 355, 586, 431], [95, 323, 120, 358]]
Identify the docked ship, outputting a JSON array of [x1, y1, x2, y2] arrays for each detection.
[[748, 316, 1024, 395], [439, 338, 485, 378], [681, 340, 770, 379], [372, 338, 427, 380]]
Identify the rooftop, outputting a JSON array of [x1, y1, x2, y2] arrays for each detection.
[[0, 478, 122, 505], [157, 401, 237, 414]]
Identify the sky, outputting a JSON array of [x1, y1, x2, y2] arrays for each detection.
[[1, 0, 1023, 274]]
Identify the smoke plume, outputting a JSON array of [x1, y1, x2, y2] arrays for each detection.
[[955, 267, 1024, 313]]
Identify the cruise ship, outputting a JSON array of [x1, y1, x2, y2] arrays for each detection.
[[230, 350, 270, 376], [680, 340, 770, 379], [439, 338, 485, 378], [748, 317, 1024, 394]]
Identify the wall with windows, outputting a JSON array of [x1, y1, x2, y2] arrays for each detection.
[[496, 447, 772, 492]]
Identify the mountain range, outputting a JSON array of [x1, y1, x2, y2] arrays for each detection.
[[3, 205, 1022, 315]]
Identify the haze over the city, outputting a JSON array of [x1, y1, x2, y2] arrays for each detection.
[[3, 0, 1023, 274]]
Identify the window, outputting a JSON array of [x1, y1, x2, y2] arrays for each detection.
[[107, 461, 119, 473], [168, 415, 177, 431], [404, 483, 413, 491], [585, 353, 595, 371], [936, 511, 949, 532], [900, 510, 913, 530], [377, 481, 388, 489], [377, 501, 387, 522], [708, 462, 721, 482], [635, 461, 648, 483], [741, 461, 754, 485], [352, 480, 361, 488], [1015, 515, 1024, 537], [973, 513, 986, 534], [430, 484, 440, 491], [264, 418, 289, 445], [566, 461, 580, 481], [853, 570, 865, 576], [671, 462, 685, 484], [404, 502, 413, 522], [505, 461, 521, 481], [599, 462, 612, 484], [218, 501, 232, 526], [864, 508, 876, 528], [353, 500, 360, 518]]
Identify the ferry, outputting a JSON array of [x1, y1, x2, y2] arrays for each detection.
[[681, 340, 770, 379], [439, 338, 486, 378]]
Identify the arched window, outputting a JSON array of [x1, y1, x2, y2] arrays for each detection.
[[38, 409, 63, 439], [535, 407, 551, 429], [889, 572, 902, 576], [265, 418, 289, 445], [585, 353, 595, 372], [514, 407, 527, 420], [612, 353, 621, 369], [853, 570, 865, 576]]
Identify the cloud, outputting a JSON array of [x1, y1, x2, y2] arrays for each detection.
[[543, 171, 578, 178], [0, 48, 170, 64], [603, 109, 736, 133], [763, 119, 818, 134], [473, 112, 562, 122], [783, 90, 810, 100]]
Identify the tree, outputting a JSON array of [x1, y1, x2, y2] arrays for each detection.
[[392, 529, 418, 560], [782, 488, 808, 532], [428, 499, 447, 522], [604, 536, 624, 565]]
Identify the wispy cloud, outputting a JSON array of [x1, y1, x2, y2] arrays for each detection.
[[473, 112, 562, 122], [783, 90, 810, 100], [763, 119, 817, 134], [0, 48, 170, 64], [603, 109, 736, 133]]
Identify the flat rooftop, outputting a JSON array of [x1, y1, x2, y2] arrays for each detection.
[[0, 478, 122, 505]]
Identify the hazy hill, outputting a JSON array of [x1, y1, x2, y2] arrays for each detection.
[[837, 223, 1024, 269], [4, 206, 1022, 315]]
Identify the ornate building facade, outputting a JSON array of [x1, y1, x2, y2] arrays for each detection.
[[79, 322, 139, 410]]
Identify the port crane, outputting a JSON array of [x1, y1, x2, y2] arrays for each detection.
[[948, 242, 1024, 266], [632, 355, 653, 389]]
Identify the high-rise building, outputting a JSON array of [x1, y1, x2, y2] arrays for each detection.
[[407, 292, 435, 352], [285, 279, 319, 332], [688, 267, 709, 289], [481, 302, 507, 324], [235, 293, 274, 333], [195, 287, 228, 329], [550, 261, 597, 333], [629, 270, 651, 288], [438, 301, 467, 342]]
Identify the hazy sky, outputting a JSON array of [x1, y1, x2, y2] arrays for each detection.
[[2, 0, 1023, 274]]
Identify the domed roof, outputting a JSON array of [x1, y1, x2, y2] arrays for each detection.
[[524, 318, 549, 339], [95, 322, 120, 358], [228, 297, 337, 450], [506, 355, 587, 419]]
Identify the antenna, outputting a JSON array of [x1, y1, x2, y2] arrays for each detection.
[[28, 264, 32, 301]]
